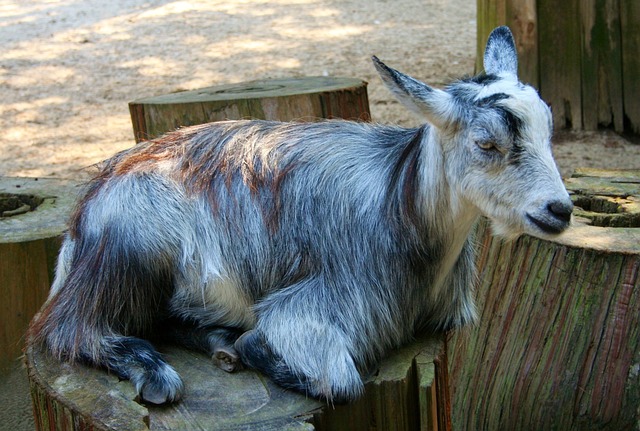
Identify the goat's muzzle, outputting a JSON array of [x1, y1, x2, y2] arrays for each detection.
[[526, 199, 574, 235]]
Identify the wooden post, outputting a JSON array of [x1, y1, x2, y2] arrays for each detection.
[[27, 334, 448, 431], [505, 0, 538, 87], [129, 77, 371, 142], [538, 0, 583, 129], [621, 0, 640, 134], [580, 0, 624, 131], [0, 177, 80, 373], [449, 168, 640, 430]]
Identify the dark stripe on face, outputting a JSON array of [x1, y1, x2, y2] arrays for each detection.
[[495, 106, 525, 164], [476, 92, 510, 107], [465, 73, 501, 85], [472, 92, 526, 165]]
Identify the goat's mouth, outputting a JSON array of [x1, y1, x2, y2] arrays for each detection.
[[526, 213, 570, 235]]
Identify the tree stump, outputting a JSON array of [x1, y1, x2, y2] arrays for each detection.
[[26, 334, 448, 431], [449, 168, 640, 430], [0, 177, 80, 372], [129, 77, 371, 142]]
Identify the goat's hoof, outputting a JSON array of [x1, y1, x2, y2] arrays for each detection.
[[138, 367, 184, 405], [213, 347, 242, 372]]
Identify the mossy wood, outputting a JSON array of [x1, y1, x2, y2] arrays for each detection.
[[449, 168, 640, 430], [477, 0, 640, 133], [26, 334, 448, 431], [129, 77, 371, 142], [0, 177, 80, 372]]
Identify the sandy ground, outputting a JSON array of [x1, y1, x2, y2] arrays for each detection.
[[1, 0, 638, 182], [0, 1, 639, 430]]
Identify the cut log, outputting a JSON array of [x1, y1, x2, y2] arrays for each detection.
[[129, 77, 371, 142], [0, 177, 80, 372], [449, 168, 640, 430], [26, 334, 448, 431]]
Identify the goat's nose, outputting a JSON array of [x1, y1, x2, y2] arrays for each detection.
[[547, 199, 573, 222]]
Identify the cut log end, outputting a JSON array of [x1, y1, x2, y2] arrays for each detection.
[[26, 334, 447, 431]]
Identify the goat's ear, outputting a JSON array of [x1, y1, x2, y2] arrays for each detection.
[[372, 56, 456, 131], [483, 26, 518, 77]]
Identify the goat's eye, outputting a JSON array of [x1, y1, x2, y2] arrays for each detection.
[[476, 140, 496, 151]]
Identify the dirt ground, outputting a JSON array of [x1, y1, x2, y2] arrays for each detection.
[[1, 0, 638, 182]]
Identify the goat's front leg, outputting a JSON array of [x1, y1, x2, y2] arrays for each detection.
[[235, 278, 364, 403]]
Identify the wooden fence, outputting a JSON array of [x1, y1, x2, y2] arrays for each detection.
[[477, 0, 640, 134]]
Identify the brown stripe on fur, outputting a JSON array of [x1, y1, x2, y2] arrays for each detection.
[[266, 162, 296, 233], [173, 121, 290, 232], [113, 125, 209, 176]]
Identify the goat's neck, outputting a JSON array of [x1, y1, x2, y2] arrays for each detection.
[[418, 128, 480, 297]]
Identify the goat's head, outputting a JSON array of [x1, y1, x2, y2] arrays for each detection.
[[373, 26, 573, 239]]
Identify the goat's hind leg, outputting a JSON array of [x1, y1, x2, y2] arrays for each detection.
[[234, 329, 313, 394], [234, 327, 363, 404]]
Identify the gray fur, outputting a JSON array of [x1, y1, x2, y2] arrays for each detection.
[[29, 26, 572, 404]]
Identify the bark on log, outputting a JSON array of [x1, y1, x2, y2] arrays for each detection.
[[0, 177, 80, 373], [26, 334, 448, 431], [449, 168, 640, 430], [129, 77, 371, 142]]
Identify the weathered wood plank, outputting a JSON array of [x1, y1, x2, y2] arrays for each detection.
[[478, 0, 639, 134], [476, 0, 539, 85], [476, 0, 506, 73], [475, 0, 487, 73], [538, 0, 583, 129], [621, 0, 640, 134], [580, 0, 624, 131], [505, 0, 538, 86]]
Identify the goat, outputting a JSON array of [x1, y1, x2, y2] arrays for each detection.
[[29, 26, 573, 405]]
